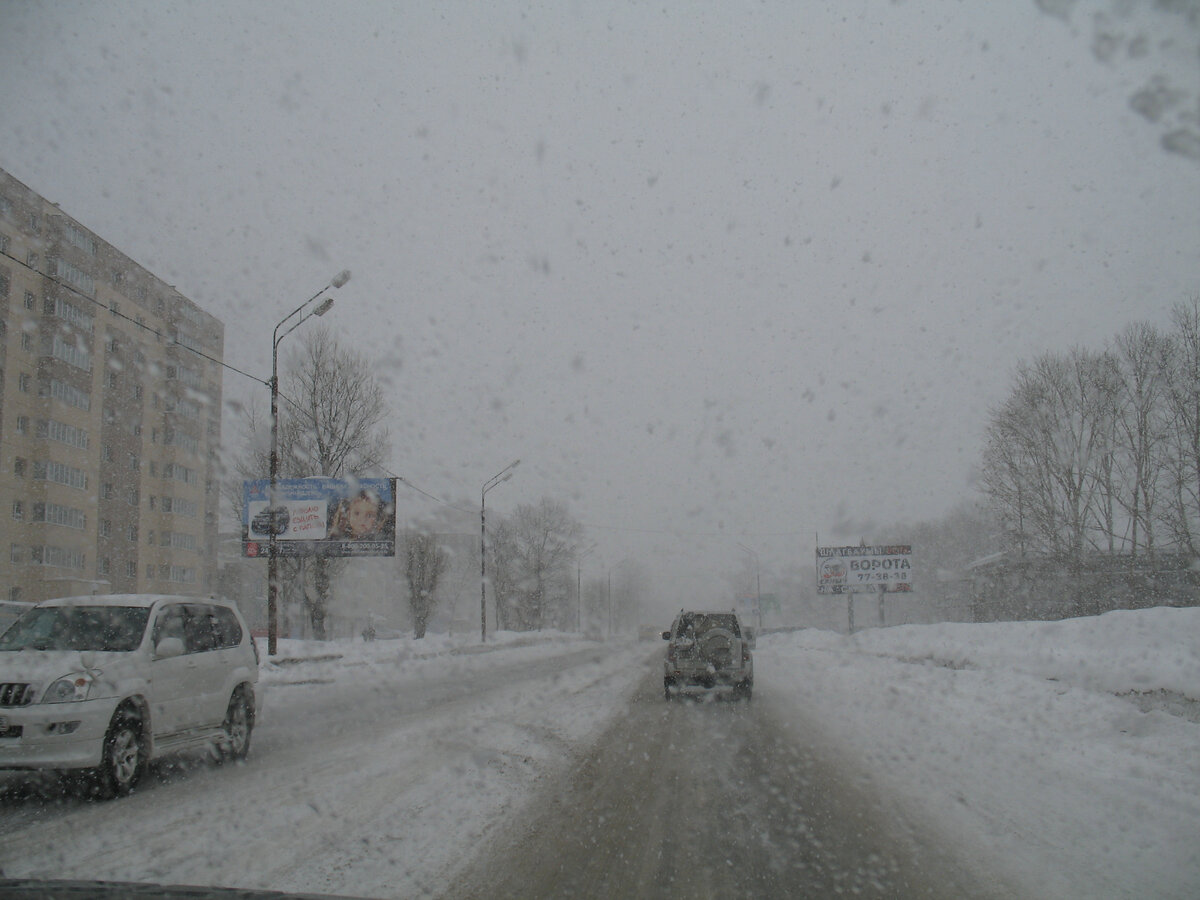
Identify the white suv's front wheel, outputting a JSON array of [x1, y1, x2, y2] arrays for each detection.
[[218, 689, 254, 762], [96, 710, 146, 798]]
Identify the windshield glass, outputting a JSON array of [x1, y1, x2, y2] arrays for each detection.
[[0, 607, 150, 653], [0, 2, 1197, 898]]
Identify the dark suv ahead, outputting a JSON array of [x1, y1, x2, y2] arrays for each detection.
[[662, 610, 754, 701]]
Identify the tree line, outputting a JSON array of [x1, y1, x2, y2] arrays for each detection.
[[980, 297, 1200, 572], [229, 327, 595, 639]]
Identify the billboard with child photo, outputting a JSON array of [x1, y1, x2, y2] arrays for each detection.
[[242, 477, 396, 558]]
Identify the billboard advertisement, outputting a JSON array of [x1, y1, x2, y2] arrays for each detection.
[[242, 477, 396, 558], [816, 544, 913, 594]]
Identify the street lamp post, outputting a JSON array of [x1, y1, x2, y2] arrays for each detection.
[[575, 541, 596, 633], [267, 270, 351, 657], [480, 459, 520, 642]]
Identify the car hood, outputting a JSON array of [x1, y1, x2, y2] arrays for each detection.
[[0, 648, 129, 685]]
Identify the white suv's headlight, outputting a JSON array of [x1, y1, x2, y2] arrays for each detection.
[[42, 675, 92, 704]]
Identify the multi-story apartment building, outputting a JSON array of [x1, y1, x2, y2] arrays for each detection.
[[0, 167, 223, 604]]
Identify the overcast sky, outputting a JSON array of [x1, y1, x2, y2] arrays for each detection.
[[3, 1, 1198, 607]]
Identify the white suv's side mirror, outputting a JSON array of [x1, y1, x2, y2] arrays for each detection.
[[743, 627, 757, 648], [155, 636, 185, 659]]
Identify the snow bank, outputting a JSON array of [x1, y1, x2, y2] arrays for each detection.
[[757, 606, 1200, 900]]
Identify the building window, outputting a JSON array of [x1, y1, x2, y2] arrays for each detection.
[[51, 258, 95, 295], [33, 502, 86, 530], [14, 458, 25, 478], [169, 566, 196, 584], [99, 519, 111, 537], [23, 291, 35, 310], [43, 419, 89, 450], [125, 488, 138, 506], [161, 531, 197, 551], [53, 297, 94, 333], [63, 222, 97, 255], [9, 587, 22, 603], [11, 501, 23, 521], [102, 483, 113, 500], [49, 334, 91, 371], [20, 333, 31, 352], [18, 373, 30, 393], [99, 558, 111, 576], [15, 416, 28, 434], [47, 379, 91, 410], [126, 524, 138, 542], [33, 460, 88, 490], [125, 561, 137, 577]]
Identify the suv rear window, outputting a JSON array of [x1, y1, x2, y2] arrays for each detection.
[[675, 613, 741, 638]]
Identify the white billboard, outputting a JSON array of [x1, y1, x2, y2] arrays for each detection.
[[816, 544, 913, 594]]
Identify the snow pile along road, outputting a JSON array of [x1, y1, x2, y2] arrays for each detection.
[[757, 606, 1200, 900]]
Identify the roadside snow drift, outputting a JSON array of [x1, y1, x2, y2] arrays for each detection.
[[758, 606, 1200, 900]]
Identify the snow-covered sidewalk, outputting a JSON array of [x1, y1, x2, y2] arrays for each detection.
[[757, 607, 1200, 899]]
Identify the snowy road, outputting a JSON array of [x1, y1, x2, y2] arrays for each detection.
[[442, 670, 1006, 899], [0, 636, 654, 898], [1, 609, 1197, 899]]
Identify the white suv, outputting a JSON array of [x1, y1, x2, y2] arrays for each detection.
[[0, 594, 260, 797]]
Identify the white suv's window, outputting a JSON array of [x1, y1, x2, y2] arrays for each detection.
[[184, 605, 221, 654], [0, 606, 150, 652], [210, 606, 244, 649], [151, 605, 188, 651]]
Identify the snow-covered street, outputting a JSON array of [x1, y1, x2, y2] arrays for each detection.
[[1, 608, 1197, 899]]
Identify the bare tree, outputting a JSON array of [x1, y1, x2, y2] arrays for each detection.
[[980, 348, 1117, 572], [487, 519, 519, 632], [404, 531, 449, 639], [1163, 297, 1200, 557], [1109, 322, 1172, 563], [498, 498, 583, 631], [230, 325, 390, 639]]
